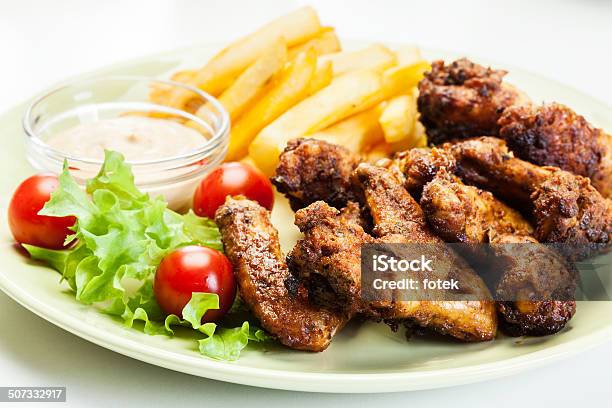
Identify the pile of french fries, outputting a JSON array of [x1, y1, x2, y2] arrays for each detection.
[[151, 6, 430, 175]]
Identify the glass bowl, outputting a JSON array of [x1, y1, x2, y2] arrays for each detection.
[[23, 76, 230, 211]]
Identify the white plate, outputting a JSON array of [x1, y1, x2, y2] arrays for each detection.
[[1, 43, 611, 393]]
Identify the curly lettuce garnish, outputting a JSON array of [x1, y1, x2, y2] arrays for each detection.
[[24, 151, 267, 361]]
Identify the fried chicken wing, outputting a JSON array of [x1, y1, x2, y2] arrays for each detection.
[[290, 198, 497, 341], [417, 170, 576, 336], [353, 163, 437, 242], [215, 196, 349, 351], [499, 103, 612, 198], [448, 137, 612, 251], [272, 138, 361, 211], [420, 169, 533, 243], [394, 147, 457, 200], [353, 163, 498, 341], [417, 58, 528, 144], [288, 201, 374, 316], [531, 171, 612, 250], [490, 234, 577, 336]]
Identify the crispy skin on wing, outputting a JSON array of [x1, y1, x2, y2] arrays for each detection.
[[497, 301, 576, 336], [448, 137, 612, 250], [417, 170, 576, 336], [290, 198, 497, 341], [353, 163, 437, 241], [215, 196, 348, 351], [491, 234, 577, 336], [417, 58, 527, 144], [499, 103, 612, 198], [447, 137, 549, 211], [272, 138, 361, 211], [394, 147, 457, 200], [532, 171, 612, 249], [420, 169, 533, 243], [353, 163, 498, 341], [289, 202, 374, 315]]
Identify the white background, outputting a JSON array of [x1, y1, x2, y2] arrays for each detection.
[[1, 0, 611, 406]]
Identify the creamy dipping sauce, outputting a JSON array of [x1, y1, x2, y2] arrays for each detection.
[[47, 116, 207, 161]]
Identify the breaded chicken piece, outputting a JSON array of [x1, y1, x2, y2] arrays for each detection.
[[394, 147, 457, 200], [353, 163, 437, 242], [499, 103, 612, 198], [417, 58, 528, 144], [417, 171, 575, 336], [272, 138, 361, 211], [448, 137, 612, 251], [290, 198, 498, 342], [353, 164, 498, 341], [420, 169, 533, 243], [532, 171, 612, 251], [215, 196, 349, 352], [490, 234, 577, 336], [288, 202, 374, 316]]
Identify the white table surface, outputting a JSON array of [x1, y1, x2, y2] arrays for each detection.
[[1, 0, 611, 406]]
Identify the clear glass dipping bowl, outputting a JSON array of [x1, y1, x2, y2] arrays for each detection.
[[23, 76, 230, 211]]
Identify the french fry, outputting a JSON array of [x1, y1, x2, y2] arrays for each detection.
[[379, 93, 417, 143], [306, 60, 333, 95], [249, 68, 386, 175], [364, 142, 392, 163], [226, 48, 318, 161], [166, 6, 321, 107], [356, 60, 431, 109], [395, 45, 422, 66], [319, 44, 396, 76], [365, 127, 426, 163], [213, 38, 287, 121], [305, 107, 384, 153], [382, 60, 431, 94], [288, 28, 341, 59]]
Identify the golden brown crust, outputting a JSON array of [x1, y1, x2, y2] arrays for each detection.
[[395, 147, 457, 200], [447, 137, 550, 211], [214, 196, 349, 352], [289, 202, 374, 315], [392, 137, 611, 254], [489, 235, 577, 336], [499, 103, 612, 198], [532, 171, 612, 249], [448, 137, 612, 252], [353, 164, 498, 342], [497, 301, 576, 336], [417, 58, 527, 144], [411, 157, 577, 336], [420, 169, 533, 243], [272, 138, 361, 211], [353, 163, 437, 241]]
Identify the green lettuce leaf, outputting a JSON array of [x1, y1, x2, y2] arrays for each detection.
[[25, 150, 268, 361]]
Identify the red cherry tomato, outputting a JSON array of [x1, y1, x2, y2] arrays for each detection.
[[154, 245, 236, 322], [8, 174, 76, 249], [193, 162, 274, 218]]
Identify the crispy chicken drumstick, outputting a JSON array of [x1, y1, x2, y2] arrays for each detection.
[[395, 137, 612, 252]]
